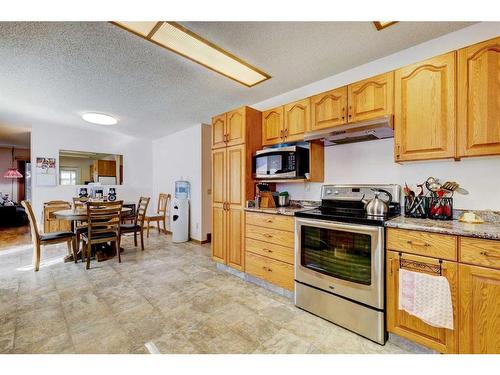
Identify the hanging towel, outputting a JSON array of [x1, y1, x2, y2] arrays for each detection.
[[398, 268, 453, 329]]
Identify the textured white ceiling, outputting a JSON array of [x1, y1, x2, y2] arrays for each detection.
[[0, 21, 474, 139]]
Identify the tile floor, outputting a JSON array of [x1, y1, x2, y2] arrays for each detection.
[[0, 232, 427, 354]]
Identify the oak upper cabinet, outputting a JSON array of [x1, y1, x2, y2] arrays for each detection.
[[212, 113, 226, 149], [458, 264, 500, 354], [211, 108, 246, 149], [386, 251, 459, 353], [262, 106, 284, 145], [226, 108, 246, 147], [457, 37, 500, 158], [347, 72, 394, 122], [311, 86, 347, 130], [284, 98, 311, 142], [394, 52, 456, 162]]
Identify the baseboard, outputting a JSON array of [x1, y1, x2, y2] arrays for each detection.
[[189, 236, 211, 244]]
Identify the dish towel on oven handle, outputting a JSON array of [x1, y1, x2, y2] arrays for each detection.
[[398, 268, 453, 329]]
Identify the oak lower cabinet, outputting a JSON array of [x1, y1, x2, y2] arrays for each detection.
[[387, 228, 500, 354], [245, 212, 295, 291], [457, 36, 500, 158], [211, 107, 262, 270], [458, 264, 500, 353], [394, 52, 456, 162], [386, 250, 459, 354]]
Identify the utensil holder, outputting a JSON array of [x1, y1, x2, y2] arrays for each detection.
[[404, 196, 428, 218], [428, 197, 453, 220]]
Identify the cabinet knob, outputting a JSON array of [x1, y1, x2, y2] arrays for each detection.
[[265, 249, 273, 253]]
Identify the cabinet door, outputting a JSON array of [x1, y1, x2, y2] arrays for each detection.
[[394, 52, 456, 161], [284, 98, 310, 142], [457, 37, 500, 158], [386, 251, 458, 353], [211, 148, 226, 263], [348, 72, 394, 122], [459, 264, 500, 354], [262, 107, 284, 145], [226, 107, 246, 147], [212, 113, 227, 149], [226, 144, 245, 270], [311, 86, 347, 130]]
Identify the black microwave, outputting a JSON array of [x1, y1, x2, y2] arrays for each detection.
[[253, 145, 309, 179]]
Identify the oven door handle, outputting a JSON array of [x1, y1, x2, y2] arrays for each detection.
[[295, 217, 383, 235]]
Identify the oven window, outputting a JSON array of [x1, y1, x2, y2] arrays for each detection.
[[301, 225, 372, 285]]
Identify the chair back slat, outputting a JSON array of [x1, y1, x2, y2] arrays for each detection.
[[73, 197, 88, 208], [86, 201, 123, 242], [135, 197, 150, 227], [21, 200, 40, 241], [157, 193, 171, 216]]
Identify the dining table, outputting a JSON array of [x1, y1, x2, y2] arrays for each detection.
[[53, 206, 132, 263]]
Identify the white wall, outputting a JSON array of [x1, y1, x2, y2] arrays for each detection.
[[152, 123, 211, 242], [251, 22, 500, 211], [31, 123, 153, 220]]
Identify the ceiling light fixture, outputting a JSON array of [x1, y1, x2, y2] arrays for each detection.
[[112, 21, 271, 87], [373, 22, 398, 31], [81, 112, 118, 125]]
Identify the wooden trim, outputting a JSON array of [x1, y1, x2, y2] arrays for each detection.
[[190, 237, 211, 244], [110, 21, 271, 88]]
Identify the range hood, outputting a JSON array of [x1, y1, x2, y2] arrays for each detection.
[[304, 115, 393, 146]]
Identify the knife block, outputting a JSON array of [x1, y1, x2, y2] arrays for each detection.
[[259, 192, 276, 208]]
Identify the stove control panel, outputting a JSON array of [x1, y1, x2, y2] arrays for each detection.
[[321, 184, 401, 203]]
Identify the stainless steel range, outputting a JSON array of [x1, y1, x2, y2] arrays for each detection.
[[294, 184, 401, 344]]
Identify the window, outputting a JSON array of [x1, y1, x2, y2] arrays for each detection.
[[59, 169, 77, 185]]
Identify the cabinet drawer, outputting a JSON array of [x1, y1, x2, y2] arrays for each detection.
[[245, 212, 294, 232], [460, 237, 500, 270], [245, 237, 294, 264], [245, 252, 294, 291], [246, 224, 295, 248], [387, 228, 457, 261]]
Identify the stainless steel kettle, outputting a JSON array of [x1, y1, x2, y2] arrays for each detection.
[[363, 188, 392, 216]]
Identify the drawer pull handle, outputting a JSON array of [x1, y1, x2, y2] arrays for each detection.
[[263, 233, 273, 238], [265, 249, 273, 253], [266, 219, 274, 223], [480, 251, 500, 259], [407, 240, 430, 247], [261, 266, 273, 272]]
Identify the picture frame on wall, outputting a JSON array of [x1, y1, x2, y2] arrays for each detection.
[[35, 157, 57, 186]]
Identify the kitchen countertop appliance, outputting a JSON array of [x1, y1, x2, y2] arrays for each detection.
[[294, 184, 401, 344], [253, 145, 309, 180]]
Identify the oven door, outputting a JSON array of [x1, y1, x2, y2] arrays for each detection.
[[295, 217, 384, 309]]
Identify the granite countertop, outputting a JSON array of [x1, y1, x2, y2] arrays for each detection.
[[244, 206, 310, 216], [385, 216, 500, 240]]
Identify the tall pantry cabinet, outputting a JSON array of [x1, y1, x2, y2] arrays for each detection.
[[211, 106, 262, 271]]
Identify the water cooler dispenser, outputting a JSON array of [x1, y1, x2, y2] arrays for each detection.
[[171, 180, 190, 243]]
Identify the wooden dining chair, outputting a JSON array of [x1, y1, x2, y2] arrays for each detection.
[[145, 193, 171, 238], [22, 200, 76, 272], [43, 200, 72, 233], [81, 200, 123, 269], [120, 197, 150, 251], [72, 196, 88, 209]]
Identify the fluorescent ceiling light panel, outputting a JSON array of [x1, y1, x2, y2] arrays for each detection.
[[373, 21, 398, 31], [112, 21, 271, 87]]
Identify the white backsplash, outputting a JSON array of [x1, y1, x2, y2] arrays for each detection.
[[277, 138, 500, 211]]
